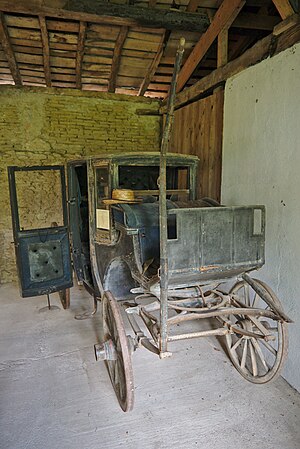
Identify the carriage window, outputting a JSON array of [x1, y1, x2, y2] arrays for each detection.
[[118, 165, 190, 201], [96, 166, 110, 232]]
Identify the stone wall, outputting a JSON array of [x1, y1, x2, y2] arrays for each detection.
[[0, 86, 160, 283]]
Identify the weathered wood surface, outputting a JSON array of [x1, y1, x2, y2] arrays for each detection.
[[0, 12, 22, 85], [65, 1, 210, 32], [108, 26, 128, 93], [272, 0, 295, 19], [161, 22, 300, 111], [39, 15, 51, 87], [75, 21, 86, 89], [177, 0, 245, 92], [169, 89, 224, 201]]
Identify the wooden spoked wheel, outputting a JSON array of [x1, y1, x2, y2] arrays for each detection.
[[225, 279, 288, 384], [59, 288, 70, 309], [102, 291, 134, 412]]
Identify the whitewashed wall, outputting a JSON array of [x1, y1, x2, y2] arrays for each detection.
[[222, 42, 300, 392]]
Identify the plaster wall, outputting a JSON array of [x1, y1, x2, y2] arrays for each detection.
[[0, 87, 160, 283], [222, 43, 300, 391]]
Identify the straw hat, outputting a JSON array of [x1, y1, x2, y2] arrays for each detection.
[[102, 189, 142, 205]]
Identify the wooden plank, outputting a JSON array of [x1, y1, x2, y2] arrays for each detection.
[[161, 21, 300, 112], [272, 0, 294, 19], [273, 13, 299, 36], [7, 27, 41, 41], [49, 31, 78, 45], [84, 46, 113, 57], [50, 56, 76, 68], [217, 28, 228, 67], [4, 15, 39, 29], [176, 0, 245, 92], [0, 12, 22, 84], [15, 52, 43, 65], [83, 54, 112, 64], [0, 0, 209, 32], [138, 31, 166, 96], [75, 21, 86, 89], [123, 37, 162, 52], [39, 16, 51, 87], [10, 38, 43, 48], [108, 26, 128, 93]]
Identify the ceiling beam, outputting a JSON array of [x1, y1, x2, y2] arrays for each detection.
[[38, 16, 51, 87], [272, 0, 295, 19], [108, 26, 128, 93], [65, 0, 209, 32], [187, 0, 201, 12], [161, 21, 300, 112], [176, 0, 245, 93], [138, 31, 168, 96], [75, 21, 86, 89], [0, 12, 21, 85]]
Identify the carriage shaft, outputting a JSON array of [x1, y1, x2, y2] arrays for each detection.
[[167, 328, 229, 342]]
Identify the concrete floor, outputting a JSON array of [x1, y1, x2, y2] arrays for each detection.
[[0, 284, 299, 449]]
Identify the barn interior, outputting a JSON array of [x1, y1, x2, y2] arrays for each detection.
[[0, 1, 300, 448]]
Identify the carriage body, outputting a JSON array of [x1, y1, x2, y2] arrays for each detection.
[[67, 152, 265, 299]]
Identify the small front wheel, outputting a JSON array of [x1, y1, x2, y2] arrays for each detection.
[[225, 279, 288, 384]]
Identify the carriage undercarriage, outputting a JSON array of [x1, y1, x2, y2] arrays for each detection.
[[94, 271, 289, 412]]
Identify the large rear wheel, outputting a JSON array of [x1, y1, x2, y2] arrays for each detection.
[[101, 291, 134, 412], [225, 279, 288, 384]]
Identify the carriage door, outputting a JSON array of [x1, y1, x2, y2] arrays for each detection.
[[8, 165, 73, 298]]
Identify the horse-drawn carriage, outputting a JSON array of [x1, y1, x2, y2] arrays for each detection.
[[7, 40, 291, 413]]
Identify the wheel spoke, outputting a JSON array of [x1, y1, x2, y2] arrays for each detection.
[[249, 340, 258, 376], [244, 284, 250, 306], [227, 279, 287, 383], [251, 338, 268, 370], [241, 339, 248, 370], [232, 336, 243, 352], [252, 293, 258, 308], [260, 338, 277, 357]]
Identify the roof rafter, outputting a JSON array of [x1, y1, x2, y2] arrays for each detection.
[[0, 12, 21, 85], [138, 31, 168, 96], [75, 21, 86, 89], [272, 0, 295, 19], [176, 0, 245, 93], [108, 26, 128, 93], [161, 21, 300, 112], [38, 15, 51, 87]]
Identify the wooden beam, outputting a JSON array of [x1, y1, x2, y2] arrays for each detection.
[[161, 22, 300, 112], [186, 0, 200, 12], [108, 26, 128, 93], [176, 0, 245, 93], [138, 31, 167, 96], [272, 0, 294, 19], [65, 0, 209, 32], [75, 20, 86, 89], [273, 13, 299, 35], [0, 12, 21, 85], [38, 15, 51, 87], [217, 28, 228, 67]]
